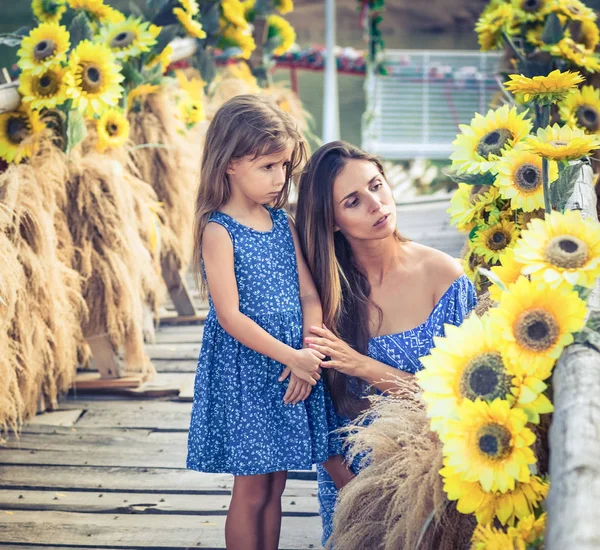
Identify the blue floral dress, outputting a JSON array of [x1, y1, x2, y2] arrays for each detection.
[[187, 208, 333, 476], [317, 274, 477, 544]]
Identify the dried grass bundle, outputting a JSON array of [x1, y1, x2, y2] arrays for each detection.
[[65, 151, 154, 377], [330, 377, 476, 550]]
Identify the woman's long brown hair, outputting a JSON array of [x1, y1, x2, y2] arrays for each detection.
[[192, 94, 307, 296], [296, 141, 405, 418]]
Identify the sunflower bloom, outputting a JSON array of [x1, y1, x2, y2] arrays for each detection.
[[67, 0, 125, 22], [67, 40, 124, 116], [418, 315, 552, 433], [127, 83, 160, 110], [17, 22, 70, 75], [559, 85, 600, 133], [472, 218, 519, 264], [451, 104, 532, 174], [32, 0, 67, 24], [275, 0, 293, 14], [508, 512, 547, 544], [470, 523, 523, 550], [515, 209, 600, 288], [219, 21, 256, 59], [475, 3, 517, 51], [19, 64, 73, 110], [442, 467, 549, 526], [448, 184, 501, 232], [146, 45, 173, 73], [551, 0, 597, 22], [0, 107, 45, 163], [175, 70, 205, 126], [441, 398, 537, 493], [173, 7, 206, 39], [488, 248, 525, 302], [267, 14, 296, 55], [96, 108, 129, 153], [526, 123, 600, 161], [511, 0, 553, 22], [179, 0, 199, 15], [494, 145, 558, 211], [490, 275, 587, 378], [99, 17, 160, 61], [463, 247, 491, 290], [544, 38, 600, 73], [505, 69, 584, 104], [222, 0, 249, 28]]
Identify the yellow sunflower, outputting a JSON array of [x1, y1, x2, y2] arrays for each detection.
[[490, 275, 587, 378], [0, 107, 45, 163], [32, 0, 67, 24], [222, 0, 249, 28], [551, 0, 597, 22], [441, 398, 537, 493], [18, 64, 73, 110], [515, 209, 600, 288], [98, 17, 159, 61], [146, 44, 173, 73], [448, 184, 501, 232], [417, 315, 552, 433], [504, 69, 584, 104], [175, 70, 205, 126], [470, 523, 523, 550], [179, 0, 199, 15], [525, 24, 545, 47], [67, 40, 124, 116], [475, 3, 517, 51], [17, 22, 70, 75], [512, 0, 553, 22], [442, 468, 549, 526], [526, 123, 600, 161], [463, 247, 491, 290], [451, 105, 532, 175], [219, 22, 256, 59], [127, 83, 160, 110], [494, 145, 558, 212], [267, 14, 296, 55], [472, 218, 519, 263], [559, 85, 600, 133], [508, 512, 546, 544], [545, 38, 600, 73], [579, 18, 600, 50], [96, 108, 129, 153], [488, 248, 526, 302], [67, 0, 124, 22], [275, 0, 294, 14], [173, 7, 207, 39]]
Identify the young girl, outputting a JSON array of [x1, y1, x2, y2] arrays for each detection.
[[186, 95, 349, 550]]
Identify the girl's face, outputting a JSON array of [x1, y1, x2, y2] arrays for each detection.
[[227, 146, 293, 205], [332, 159, 396, 241]]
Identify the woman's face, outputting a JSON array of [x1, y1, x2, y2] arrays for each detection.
[[332, 159, 397, 241]]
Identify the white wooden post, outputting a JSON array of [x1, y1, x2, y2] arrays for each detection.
[[322, 0, 340, 143]]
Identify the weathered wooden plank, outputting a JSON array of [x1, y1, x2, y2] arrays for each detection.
[[27, 410, 84, 427], [154, 330, 204, 345], [150, 360, 196, 373], [144, 343, 200, 360], [0, 510, 322, 549], [0, 490, 318, 515], [0, 465, 318, 494]]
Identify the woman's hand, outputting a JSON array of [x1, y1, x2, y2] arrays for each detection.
[[305, 325, 366, 377]]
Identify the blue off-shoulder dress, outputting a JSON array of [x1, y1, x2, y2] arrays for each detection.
[[187, 208, 334, 476], [317, 274, 477, 545]]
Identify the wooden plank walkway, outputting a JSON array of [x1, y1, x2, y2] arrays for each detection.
[[0, 197, 463, 550]]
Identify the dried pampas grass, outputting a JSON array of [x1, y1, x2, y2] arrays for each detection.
[[330, 377, 476, 550]]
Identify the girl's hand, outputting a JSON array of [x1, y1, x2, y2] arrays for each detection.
[[305, 325, 365, 377], [283, 373, 312, 405], [280, 348, 323, 386]]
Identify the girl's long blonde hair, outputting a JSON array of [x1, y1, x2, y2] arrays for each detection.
[[296, 141, 406, 418], [193, 94, 307, 295]]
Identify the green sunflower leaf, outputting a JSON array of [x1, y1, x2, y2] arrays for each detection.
[[69, 12, 94, 50], [66, 110, 87, 153], [153, 24, 180, 56], [574, 326, 600, 353], [549, 161, 582, 212], [444, 169, 496, 186], [541, 13, 564, 45], [121, 61, 145, 88], [585, 309, 600, 332], [129, 0, 145, 18]]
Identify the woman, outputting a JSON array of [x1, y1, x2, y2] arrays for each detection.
[[295, 141, 476, 545]]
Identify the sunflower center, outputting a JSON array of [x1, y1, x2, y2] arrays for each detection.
[[477, 423, 512, 460], [460, 352, 512, 401], [514, 308, 559, 352], [549, 140, 569, 147], [576, 105, 599, 132], [34, 39, 57, 61], [45, 1, 61, 15], [486, 229, 511, 251], [81, 63, 104, 93], [522, 0, 542, 12], [476, 128, 514, 158], [107, 122, 119, 136], [34, 72, 59, 96], [6, 116, 29, 145], [111, 30, 136, 49], [515, 163, 542, 192], [544, 235, 589, 269], [567, 5, 582, 16]]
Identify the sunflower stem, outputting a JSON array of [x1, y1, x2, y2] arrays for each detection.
[[540, 103, 552, 213]]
